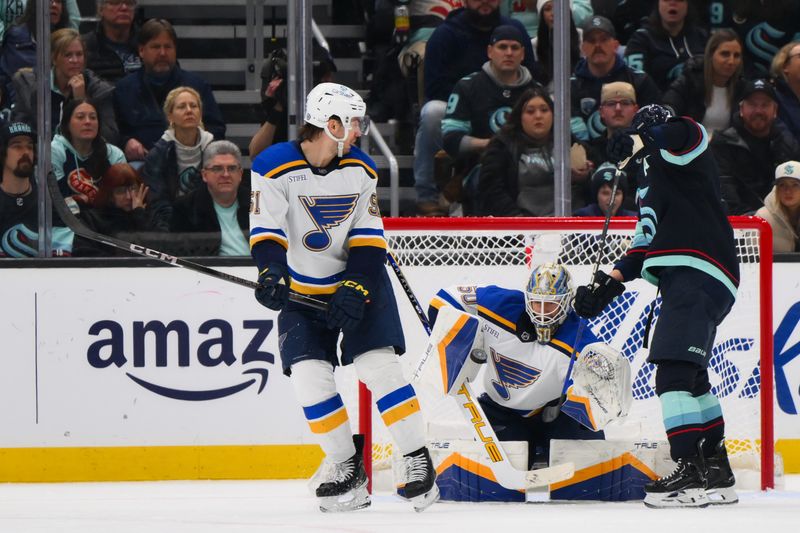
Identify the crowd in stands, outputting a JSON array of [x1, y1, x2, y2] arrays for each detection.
[[1, 0, 799, 257]]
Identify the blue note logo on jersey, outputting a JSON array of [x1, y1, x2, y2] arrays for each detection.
[[300, 194, 359, 251], [489, 347, 542, 401]]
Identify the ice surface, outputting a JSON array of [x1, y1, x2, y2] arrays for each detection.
[[1, 476, 798, 532]]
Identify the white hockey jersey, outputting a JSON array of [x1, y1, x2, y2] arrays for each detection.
[[249, 141, 386, 295], [430, 284, 599, 416]]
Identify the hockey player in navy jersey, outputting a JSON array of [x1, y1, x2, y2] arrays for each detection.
[[573, 105, 739, 508], [249, 83, 437, 513], [428, 263, 632, 470]]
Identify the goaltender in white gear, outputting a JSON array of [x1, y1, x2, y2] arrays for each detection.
[[426, 263, 632, 469]]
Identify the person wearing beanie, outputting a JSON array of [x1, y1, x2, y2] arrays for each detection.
[[755, 161, 800, 253], [0, 121, 73, 256], [440, 24, 542, 214], [574, 162, 637, 217]]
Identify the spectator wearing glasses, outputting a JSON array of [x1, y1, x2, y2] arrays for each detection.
[[171, 140, 249, 256], [83, 0, 142, 84], [141, 86, 215, 231], [663, 29, 745, 135], [113, 18, 225, 162], [570, 15, 661, 142], [586, 82, 639, 210], [770, 41, 800, 142], [72, 162, 158, 256]]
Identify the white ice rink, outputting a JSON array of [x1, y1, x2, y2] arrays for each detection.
[[1, 476, 799, 533]]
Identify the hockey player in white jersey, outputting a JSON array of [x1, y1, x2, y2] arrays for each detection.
[[249, 82, 437, 512], [428, 263, 631, 469]]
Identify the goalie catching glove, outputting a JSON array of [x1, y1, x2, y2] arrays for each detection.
[[573, 270, 625, 318], [561, 342, 632, 431], [327, 275, 371, 331]]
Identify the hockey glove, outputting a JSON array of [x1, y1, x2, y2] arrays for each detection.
[[254, 263, 290, 311], [327, 275, 371, 331], [573, 270, 625, 318], [606, 130, 636, 164]]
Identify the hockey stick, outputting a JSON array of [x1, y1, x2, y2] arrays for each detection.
[[559, 136, 642, 402], [454, 381, 575, 489], [44, 170, 328, 312], [387, 252, 432, 335]]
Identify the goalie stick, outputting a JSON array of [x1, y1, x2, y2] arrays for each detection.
[[453, 380, 575, 490], [44, 170, 327, 312]]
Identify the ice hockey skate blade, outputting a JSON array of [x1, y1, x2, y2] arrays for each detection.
[[319, 486, 371, 513], [706, 487, 738, 505], [412, 484, 440, 512], [643, 488, 710, 509]]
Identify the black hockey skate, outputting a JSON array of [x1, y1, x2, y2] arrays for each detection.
[[316, 435, 370, 513], [704, 440, 738, 505], [644, 454, 709, 508], [402, 447, 439, 512]]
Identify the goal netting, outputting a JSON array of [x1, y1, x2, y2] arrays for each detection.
[[339, 217, 774, 491]]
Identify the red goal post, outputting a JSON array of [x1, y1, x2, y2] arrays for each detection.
[[355, 216, 774, 491]]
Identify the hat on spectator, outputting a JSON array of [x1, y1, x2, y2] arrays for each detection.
[[601, 82, 636, 104], [582, 15, 616, 39], [590, 162, 627, 201], [489, 25, 527, 47], [1, 122, 36, 147], [740, 79, 777, 103], [774, 161, 800, 183]]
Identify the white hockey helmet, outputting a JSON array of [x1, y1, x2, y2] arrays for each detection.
[[524, 263, 574, 343], [305, 82, 369, 155]]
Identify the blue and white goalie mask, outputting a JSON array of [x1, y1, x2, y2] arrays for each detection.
[[525, 263, 573, 344]]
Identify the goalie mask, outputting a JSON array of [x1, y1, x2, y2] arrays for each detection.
[[305, 82, 370, 157], [524, 263, 573, 344]]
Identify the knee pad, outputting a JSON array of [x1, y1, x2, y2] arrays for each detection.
[[353, 347, 405, 396], [289, 359, 337, 406], [655, 360, 706, 396]]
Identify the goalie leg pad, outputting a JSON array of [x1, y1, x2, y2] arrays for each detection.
[[422, 305, 484, 396], [354, 347, 426, 455], [291, 359, 355, 463]]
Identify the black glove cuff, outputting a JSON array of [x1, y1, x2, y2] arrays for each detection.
[[264, 105, 284, 125]]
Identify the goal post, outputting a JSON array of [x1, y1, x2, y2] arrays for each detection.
[[355, 216, 774, 491]]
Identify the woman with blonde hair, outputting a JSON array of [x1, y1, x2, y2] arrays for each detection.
[[756, 161, 800, 253], [770, 40, 800, 141], [11, 28, 118, 144], [141, 86, 214, 230], [663, 29, 745, 134]]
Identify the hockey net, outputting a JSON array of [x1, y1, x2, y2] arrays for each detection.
[[343, 217, 774, 490]]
